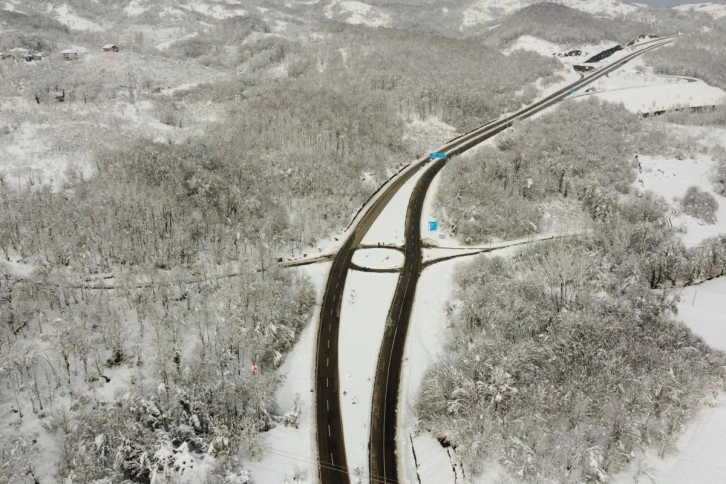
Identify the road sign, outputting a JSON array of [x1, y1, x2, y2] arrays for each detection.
[[429, 152, 446, 159], [428, 221, 438, 231]]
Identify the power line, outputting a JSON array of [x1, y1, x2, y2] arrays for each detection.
[[257, 445, 398, 484]]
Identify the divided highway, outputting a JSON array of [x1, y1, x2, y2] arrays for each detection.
[[367, 38, 676, 484], [314, 37, 676, 484]]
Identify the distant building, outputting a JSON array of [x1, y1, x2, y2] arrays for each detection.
[[61, 49, 79, 60], [102, 44, 120, 53]]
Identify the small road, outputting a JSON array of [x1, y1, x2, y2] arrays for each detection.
[[367, 38, 676, 484]]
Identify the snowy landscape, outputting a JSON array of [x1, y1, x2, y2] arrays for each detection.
[[2, 1, 726, 483]]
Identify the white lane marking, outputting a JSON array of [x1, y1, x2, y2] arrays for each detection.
[[328, 424, 331, 437]]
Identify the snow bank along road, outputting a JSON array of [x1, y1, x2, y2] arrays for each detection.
[[314, 37, 676, 484]]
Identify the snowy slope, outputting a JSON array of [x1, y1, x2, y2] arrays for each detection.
[[54, 3, 104, 32], [324, 0, 392, 27], [674, 2, 726, 19]]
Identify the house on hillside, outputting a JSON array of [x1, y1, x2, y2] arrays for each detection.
[[102, 44, 120, 53], [61, 49, 79, 60]]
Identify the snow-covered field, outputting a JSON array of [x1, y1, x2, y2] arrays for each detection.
[[574, 54, 726, 114]]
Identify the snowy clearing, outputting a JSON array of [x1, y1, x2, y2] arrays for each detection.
[[635, 154, 726, 247], [351, 248, 404, 270], [589, 79, 725, 114]]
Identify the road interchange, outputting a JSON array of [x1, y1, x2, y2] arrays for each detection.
[[313, 37, 677, 484]]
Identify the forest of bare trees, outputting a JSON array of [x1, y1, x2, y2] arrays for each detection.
[[419, 97, 726, 481]]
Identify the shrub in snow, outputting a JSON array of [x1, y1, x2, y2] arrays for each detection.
[[713, 158, 726, 197], [680, 186, 718, 224], [282, 395, 301, 428]]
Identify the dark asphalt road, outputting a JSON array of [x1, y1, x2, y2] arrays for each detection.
[[315, 156, 433, 484]]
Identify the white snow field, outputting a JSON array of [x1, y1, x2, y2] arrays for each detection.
[[351, 248, 404, 270], [636, 154, 726, 247], [573, 54, 726, 114]]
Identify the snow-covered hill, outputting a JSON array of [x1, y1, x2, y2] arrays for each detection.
[[674, 2, 726, 19], [460, 0, 640, 29]]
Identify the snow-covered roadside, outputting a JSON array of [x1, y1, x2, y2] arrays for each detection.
[[338, 271, 399, 481], [360, 161, 429, 247], [397, 257, 463, 484], [243, 263, 330, 484]]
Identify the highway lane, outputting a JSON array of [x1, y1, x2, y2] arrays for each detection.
[[367, 38, 675, 484], [315, 156, 434, 484]]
